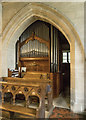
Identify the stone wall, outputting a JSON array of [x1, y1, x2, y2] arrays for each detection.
[[1, 2, 85, 113], [2, 2, 84, 71], [2, 2, 84, 46]]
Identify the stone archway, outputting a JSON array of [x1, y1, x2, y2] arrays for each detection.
[[2, 3, 84, 113]]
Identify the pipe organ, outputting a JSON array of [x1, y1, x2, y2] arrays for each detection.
[[15, 21, 50, 74], [15, 20, 62, 98], [20, 39, 49, 58], [18, 32, 50, 73], [16, 21, 62, 74]]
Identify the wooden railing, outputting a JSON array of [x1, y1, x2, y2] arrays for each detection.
[[0, 77, 53, 118]]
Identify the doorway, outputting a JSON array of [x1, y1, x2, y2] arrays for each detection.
[[50, 27, 70, 109], [59, 31, 70, 108]]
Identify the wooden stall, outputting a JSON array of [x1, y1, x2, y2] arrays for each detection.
[[1, 77, 53, 118]]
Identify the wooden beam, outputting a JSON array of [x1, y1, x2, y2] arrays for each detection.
[[20, 34, 49, 48], [20, 57, 49, 61], [20, 36, 33, 47]]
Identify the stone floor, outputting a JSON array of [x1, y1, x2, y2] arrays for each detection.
[[53, 93, 70, 109], [49, 107, 84, 119], [49, 91, 86, 119]]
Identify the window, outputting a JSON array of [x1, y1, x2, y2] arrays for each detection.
[[63, 52, 67, 63], [62, 51, 70, 63], [68, 52, 70, 63]]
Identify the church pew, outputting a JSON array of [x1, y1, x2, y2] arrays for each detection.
[[0, 103, 38, 118]]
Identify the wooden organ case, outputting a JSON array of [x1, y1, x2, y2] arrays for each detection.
[[17, 32, 61, 98], [18, 33, 50, 77], [18, 33, 50, 76]]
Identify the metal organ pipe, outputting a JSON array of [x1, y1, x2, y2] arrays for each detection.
[[20, 37, 50, 58], [55, 30, 58, 72], [19, 21, 50, 58], [37, 40, 38, 57], [50, 25, 54, 73], [50, 25, 59, 73], [53, 27, 56, 73], [57, 31, 60, 72]]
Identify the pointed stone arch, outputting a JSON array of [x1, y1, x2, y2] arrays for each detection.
[[2, 3, 85, 112]]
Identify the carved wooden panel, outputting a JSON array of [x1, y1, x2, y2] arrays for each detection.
[[20, 59, 49, 72]]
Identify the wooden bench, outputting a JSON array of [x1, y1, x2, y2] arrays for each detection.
[[0, 103, 38, 118]]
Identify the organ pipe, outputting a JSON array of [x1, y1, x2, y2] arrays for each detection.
[[50, 26, 60, 73], [50, 25, 54, 72], [57, 31, 60, 72], [16, 21, 61, 73], [55, 29, 58, 72], [54, 27, 56, 72], [20, 39, 49, 58], [20, 21, 49, 43]]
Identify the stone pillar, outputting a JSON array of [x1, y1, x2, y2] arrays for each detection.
[[70, 41, 75, 111], [0, 5, 2, 120], [85, 60, 86, 109], [71, 40, 84, 113], [84, 2, 86, 110]]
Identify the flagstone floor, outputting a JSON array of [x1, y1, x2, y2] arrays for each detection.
[[49, 107, 84, 119]]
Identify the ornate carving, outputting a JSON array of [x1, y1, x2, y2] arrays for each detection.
[[40, 74, 43, 79], [2, 85, 4, 89], [11, 86, 16, 91], [47, 74, 50, 79], [37, 88, 41, 95], [30, 62, 37, 66], [24, 87, 28, 92]]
